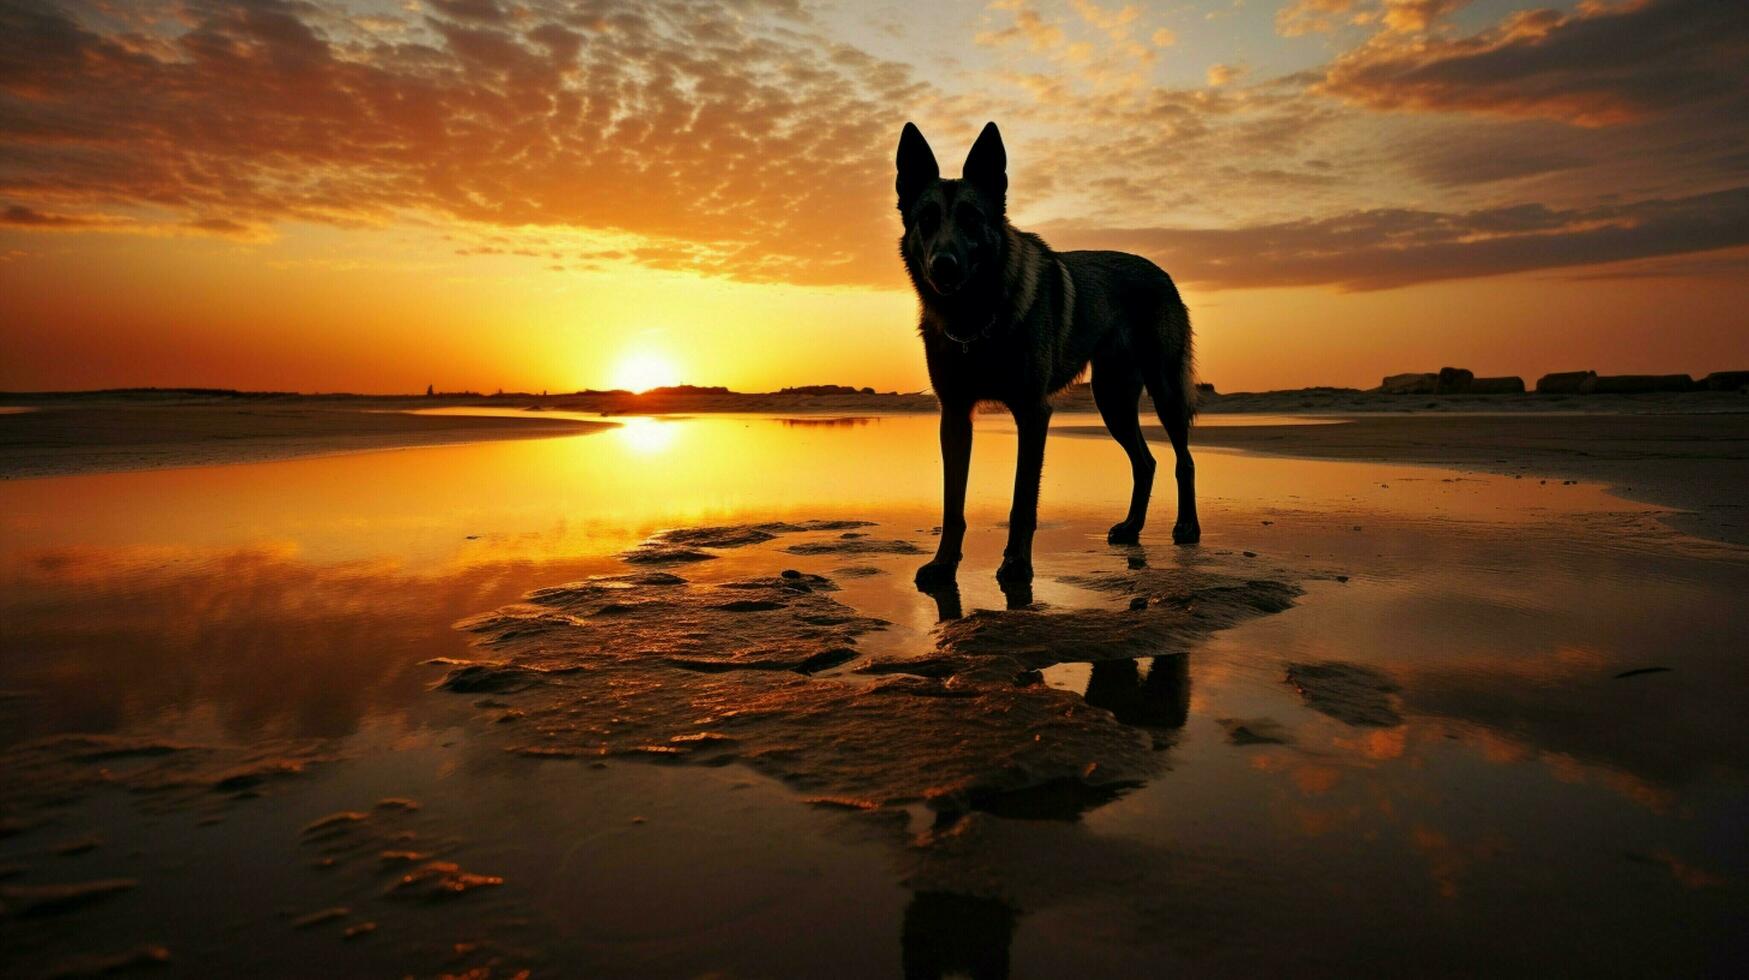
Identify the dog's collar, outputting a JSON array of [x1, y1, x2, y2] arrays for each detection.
[[940, 310, 1001, 352]]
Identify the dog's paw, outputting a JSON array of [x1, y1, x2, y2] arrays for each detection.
[[995, 556, 1033, 585], [1171, 520, 1201, 545], [1107, 521, 1142, 545], [914, 560, 959, 591]]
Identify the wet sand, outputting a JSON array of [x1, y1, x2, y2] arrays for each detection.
[[0, 403, 609, 478], [1, 414, 1746, 976], [1062, 411, 1749, 546]]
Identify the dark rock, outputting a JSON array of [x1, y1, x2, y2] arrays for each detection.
[[1536, 370, 1596, 393], [1468, 376, 1525, 394], [1588, 374, 1694, 394], [1701, 370, 1749, 391], [1435, 367, 1474, 393], [1379, 372, 1438, 394]]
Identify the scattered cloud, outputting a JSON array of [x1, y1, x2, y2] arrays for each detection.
[[0, 0, 1742, 293], [1206, 63, 1245, 87], [0, 203, 266, 239], [0, 0, 923, 286], [1322, 0, 1749, 126], [1044, 186, 1749, 290], [1276, 0, 1360, 38]]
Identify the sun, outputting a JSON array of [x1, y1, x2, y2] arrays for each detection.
[[610, 351, 681, 393]]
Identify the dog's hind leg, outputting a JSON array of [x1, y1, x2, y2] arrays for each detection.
[[1091, 359, 1154, 544], [1142, 304, 1200, 545]]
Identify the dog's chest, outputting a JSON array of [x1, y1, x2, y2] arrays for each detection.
[[922, 332, 1050, 405]]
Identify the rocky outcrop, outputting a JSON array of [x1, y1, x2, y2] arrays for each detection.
[[1378, 368, 1520, 395], [1701, 371, 1749, 391], [1379, 372, 1438, 394], [1435, 367, 1474, 392], [1467, 376, 1525, 394], [1536, 371, 1597, 393], [1587, 374, 1695, 394]]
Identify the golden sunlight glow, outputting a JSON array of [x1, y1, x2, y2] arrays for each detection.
[[611, 416, 679, 455], [611, 351, 682, 393]]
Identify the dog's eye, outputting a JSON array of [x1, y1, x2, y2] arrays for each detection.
[[956, 206, 982, 232], [916, 204, 939, 235]]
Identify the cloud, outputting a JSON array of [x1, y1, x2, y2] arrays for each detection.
[[1378, 0, 1470, 34], [1, 0, 1742, 294], [1393, 131, 1587, 186], [2, 204, 84, 226], [1322, 0, 1749, 126], [0, 202, 264, 239], [1042, 185, 1749, 290], [426, 0, 510, 24], [1275, 0, 1359, 38], [1206, 63, 1245, 87], [0, 0, 924, 286], [1277, 0, 1477, 38], [973, 0, 1167, 95], [974, 5, 1067, 53]]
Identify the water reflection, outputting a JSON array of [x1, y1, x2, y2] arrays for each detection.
[[0, 544, 606, 743], [611, 415, 679, 454], [920, 581, 963, 621], [1084, 655, 1191, 737], [902, 891, 1016, 980]]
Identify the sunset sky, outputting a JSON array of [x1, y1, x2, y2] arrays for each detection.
[[2, 0, 1745, 394]]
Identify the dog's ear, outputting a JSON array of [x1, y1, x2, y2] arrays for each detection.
[[896, 123, 939, 213], [962, 121, 1007, 208]]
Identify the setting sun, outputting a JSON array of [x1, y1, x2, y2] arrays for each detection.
[[611, 352, 682, 393]]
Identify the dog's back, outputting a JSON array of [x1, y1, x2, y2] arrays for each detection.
[[1057, 249, 1197, 420]]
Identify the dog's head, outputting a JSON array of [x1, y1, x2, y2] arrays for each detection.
[[896, 121, 1006, 298]]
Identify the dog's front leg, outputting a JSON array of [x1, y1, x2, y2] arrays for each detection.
[[996, 402, 1051, 586], [915, 404, 973, 591]]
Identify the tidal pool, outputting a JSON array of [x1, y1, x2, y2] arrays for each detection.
[[1, 413, 1743, 976]]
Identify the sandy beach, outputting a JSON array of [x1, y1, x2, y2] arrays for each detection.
[[0, 398, 610, 479], [1065, 411, 1749, 546], [1, 405, 1746, 976]]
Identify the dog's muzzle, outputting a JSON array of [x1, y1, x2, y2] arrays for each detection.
[[927, 253, 963, 295]]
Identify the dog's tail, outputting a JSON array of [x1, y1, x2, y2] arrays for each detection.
[[1164, 297, 1199, 422]]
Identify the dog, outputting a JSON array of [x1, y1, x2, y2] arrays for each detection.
[[896, 121, 1200, 594]]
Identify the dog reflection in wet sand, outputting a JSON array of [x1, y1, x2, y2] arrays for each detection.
[[901, 655, 1190, 979], [896, 121, 1201, 597]]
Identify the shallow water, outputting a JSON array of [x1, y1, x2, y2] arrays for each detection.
[[1, 413, 1745, 976]]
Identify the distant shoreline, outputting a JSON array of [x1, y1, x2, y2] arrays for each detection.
[[0, 403, 609, 480], [2, 382, 1744, 418]]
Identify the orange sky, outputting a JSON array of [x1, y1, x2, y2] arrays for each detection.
[[1, 0, 1745, 394]]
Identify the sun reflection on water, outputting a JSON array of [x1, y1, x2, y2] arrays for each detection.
[[611, 416, 679, 454]]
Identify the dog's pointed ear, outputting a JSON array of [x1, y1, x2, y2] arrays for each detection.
[[962, 121, 1007, 207], [896, 122, 939, 213]]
